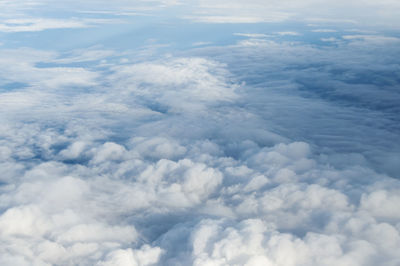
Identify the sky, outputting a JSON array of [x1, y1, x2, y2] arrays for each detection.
[[0, 1, 400, 265]]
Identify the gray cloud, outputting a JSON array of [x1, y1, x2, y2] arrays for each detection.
[[186, 34, 400, 178]]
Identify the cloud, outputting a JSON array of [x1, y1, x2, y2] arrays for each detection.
[[157, 216, 398, 265], [0, 48, 99, 89], [311, 29, 338, 33], [97, 245, 164, 266], [0, 18, 86, 32], [1, 117, 400, 264], [0, 17, 122, 32], [2, 0, 400, 30], [234, 33, 272, 38], [188, 31, 400, 178], [276, 31, 301, 36], [342, 35, 400, 44], [179, 0, 400, 27], [107, 57, 238, 112], [1, 3, 400, 264], [0, 0, 181, 34], [184, 14, 290, 24], [321, 37, 339, 42]]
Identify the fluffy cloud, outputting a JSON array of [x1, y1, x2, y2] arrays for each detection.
[[108, 57, 238, 112], [1, 117, 399, 264], [98, 245, 164, 266], [1, 2, 400, 265]]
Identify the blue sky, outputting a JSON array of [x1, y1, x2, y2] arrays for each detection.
[[0, 1, 400, 265]]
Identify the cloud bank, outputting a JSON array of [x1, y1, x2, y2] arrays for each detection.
[[1, 42, 400, 265], [1, 1, 400, 265], [186, 0, 400, 27]]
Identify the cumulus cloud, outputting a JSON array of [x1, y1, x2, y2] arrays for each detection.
[[1, 110, 399, 265], [107, 57, 238, 112], [1, 1, 400, 265], [1, 124, 400, 265]]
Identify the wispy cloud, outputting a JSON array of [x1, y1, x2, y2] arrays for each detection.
[[276, 31, 301, 36], [0, 18, 121, 32], [342, 34, 400, 43], [311, 29, 338, 32], [234, 33, 272, 38], [183, 14, 290, 23]]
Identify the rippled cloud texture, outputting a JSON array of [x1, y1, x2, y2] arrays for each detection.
[[0, 1, 400, 265]]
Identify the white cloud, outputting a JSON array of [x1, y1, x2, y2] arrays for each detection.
[[234, 33, 272, 38], [360, 189, 400, 221], [321, 37, 339, 42], [108, 57, 238, 112], [1, 118, 399, 264], [311, 29, 338, 33], [276, 31, 301, 36], [2, 0, 400, 29], [0, 49, 99, 89], [178, 0, 400, 27], [98, 245, 164, 266], [184, 14, 289, 24], [0, 18, 120, 32], [1, 9, 400, 264]]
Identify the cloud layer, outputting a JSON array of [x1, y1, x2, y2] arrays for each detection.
[[1, 1, 400, 265], [1, 42, 400, 265]]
